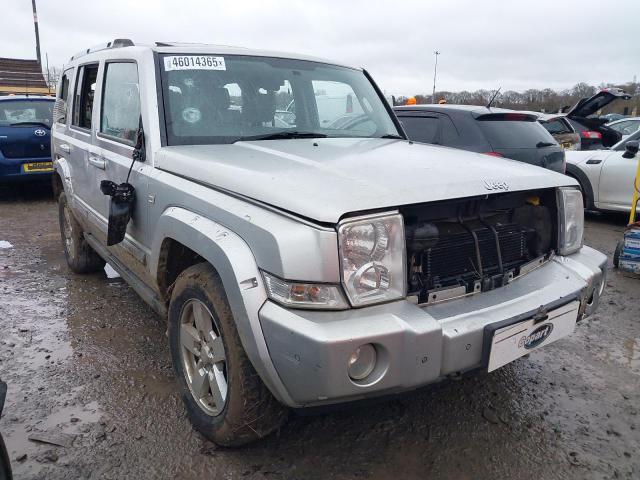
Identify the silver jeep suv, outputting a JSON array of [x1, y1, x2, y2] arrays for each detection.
[[51, 39, 607, 446]]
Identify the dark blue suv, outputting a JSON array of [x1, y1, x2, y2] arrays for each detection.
[[0, 95, 55, 183]]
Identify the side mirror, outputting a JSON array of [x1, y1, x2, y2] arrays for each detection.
[[52, 99, 67, 124], [622, 140, 639, 159], [100, 180, 136, 246]]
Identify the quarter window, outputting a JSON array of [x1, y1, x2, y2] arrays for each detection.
[[100, 62, 141, 143], [72, 64, 99, 129], [56, 69, 72, 124]]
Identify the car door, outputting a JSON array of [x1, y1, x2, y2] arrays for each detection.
[[93, 60, 151, 281], [597, 131, 640, 208], [68, 63, 99, 216]]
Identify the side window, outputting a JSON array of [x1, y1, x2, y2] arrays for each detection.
[[100, 62, 140, 143], [399, 115, 439, 144], [543, 119, 570, 135], [59, 71, 70, 102], [439, 115, 460, 144], [274, 80, 295, 127], [72, 64, 99, 129], [55, 69, 72, 124]]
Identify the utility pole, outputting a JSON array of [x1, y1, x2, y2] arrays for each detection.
[[432, 51, 440, 104], [32, 0, 42, 65]]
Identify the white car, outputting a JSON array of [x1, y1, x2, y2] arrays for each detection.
[[565, 129, 640, 212], [606, 117, 640, 141]]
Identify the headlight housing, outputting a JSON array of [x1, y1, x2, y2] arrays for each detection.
[[338, 212, 406, 307], [262, 272, 349, 310], [557, 187, 584, 255]]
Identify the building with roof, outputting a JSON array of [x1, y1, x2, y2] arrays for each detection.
[[0, 57, 51, 96]]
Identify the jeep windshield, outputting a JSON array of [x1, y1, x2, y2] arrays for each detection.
[[158, 54, 401, 145]]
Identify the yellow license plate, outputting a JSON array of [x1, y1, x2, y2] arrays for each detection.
[[23, 162, 53, 172]]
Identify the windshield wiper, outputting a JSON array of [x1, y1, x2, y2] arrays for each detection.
[[235, 131, 327, 143], [9, 121, 50, 128], [378, 134, 404, 139], [536, 141, 555, 148]]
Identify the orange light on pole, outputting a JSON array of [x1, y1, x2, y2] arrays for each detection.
[[406, 97, 417, 105]]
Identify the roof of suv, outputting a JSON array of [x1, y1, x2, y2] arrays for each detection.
[[68, 39, 357, 70], [393, 104, 517, 116]]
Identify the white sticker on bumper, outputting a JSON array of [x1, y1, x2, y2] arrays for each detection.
[[487, 300, 579, 372]]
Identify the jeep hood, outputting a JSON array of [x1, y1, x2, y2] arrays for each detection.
[[155, 138, 575, 224]]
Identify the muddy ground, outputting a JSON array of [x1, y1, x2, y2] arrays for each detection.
[[0, 185, 638, 480]]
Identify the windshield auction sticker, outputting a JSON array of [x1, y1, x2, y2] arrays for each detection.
[[164, 56, 226, 71]]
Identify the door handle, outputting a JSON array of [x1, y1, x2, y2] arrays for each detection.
[[88, 156, 106, 170], [59, 143, 70, 153]]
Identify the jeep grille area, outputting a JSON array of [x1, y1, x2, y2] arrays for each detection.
[[402, 189, 558, 304]]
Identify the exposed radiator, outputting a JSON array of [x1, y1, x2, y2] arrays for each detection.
[[420, 223, 535, 290]]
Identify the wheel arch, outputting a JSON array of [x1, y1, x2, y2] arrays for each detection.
[[150, 207, 296, 406], [565, 164, 596, 210]]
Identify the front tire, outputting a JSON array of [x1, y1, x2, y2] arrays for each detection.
[[58, 192, 105, 274], [168, 262, 287, 446]]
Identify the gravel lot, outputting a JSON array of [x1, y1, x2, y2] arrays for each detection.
[[0, 185, 638, 480]]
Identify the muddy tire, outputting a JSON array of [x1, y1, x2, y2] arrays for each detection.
[[168, 262, 287, 447], [58, 192, 105, 274]]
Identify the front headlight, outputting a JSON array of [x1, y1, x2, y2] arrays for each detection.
[[338, 212, 406, 307], [262, 272, 349, 310], [557, 187, 584, 255]]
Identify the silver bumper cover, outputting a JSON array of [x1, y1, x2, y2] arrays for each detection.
[[259, 246, 607, 407]]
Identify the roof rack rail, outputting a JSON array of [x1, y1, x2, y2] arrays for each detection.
[[70, 39, 135, 61]]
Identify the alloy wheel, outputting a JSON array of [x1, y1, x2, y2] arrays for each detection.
[[179, 298, 228, 416]]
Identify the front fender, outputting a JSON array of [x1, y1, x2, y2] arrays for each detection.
[[150, 207, 296, 406]]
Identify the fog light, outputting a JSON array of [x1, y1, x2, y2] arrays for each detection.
[[347, 344, 377, 381]]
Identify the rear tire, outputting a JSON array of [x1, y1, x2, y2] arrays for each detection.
[[58, 192, 105, 274], [168, 262, 287, 446], [613, 240, 623, 269]]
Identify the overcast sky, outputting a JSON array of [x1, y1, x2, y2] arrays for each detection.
[[2, 0, 639, 96]]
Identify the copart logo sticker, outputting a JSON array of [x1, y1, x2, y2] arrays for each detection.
[[483, 180, 509, 191], [519, 323, 554, 350]]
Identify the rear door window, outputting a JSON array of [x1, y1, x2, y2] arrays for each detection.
[[541, 118, 571, 135], [477, 115, 556, 148], [398, 115, 439, 144], [439, 114, 460, 144], [72, 64, 99, 130], [100, 62, 140, 143]]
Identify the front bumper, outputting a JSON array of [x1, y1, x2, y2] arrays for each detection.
[[259, 246, 607, 407]]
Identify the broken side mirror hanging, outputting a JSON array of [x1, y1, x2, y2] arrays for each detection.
[[100, 120, 145, 246]]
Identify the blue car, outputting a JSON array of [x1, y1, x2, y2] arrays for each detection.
[[0, 95, 55, 183]]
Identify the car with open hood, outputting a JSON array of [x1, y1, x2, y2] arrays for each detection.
[[563, 87, 632, 150], [51, 39, 607, 446]]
